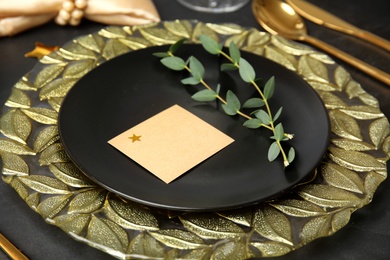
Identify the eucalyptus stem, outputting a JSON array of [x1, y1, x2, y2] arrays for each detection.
[[219, 48, 292, 166], [154, 36, 295, 167]]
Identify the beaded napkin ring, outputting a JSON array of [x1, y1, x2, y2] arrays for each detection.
[[55, 0, 88, 26]]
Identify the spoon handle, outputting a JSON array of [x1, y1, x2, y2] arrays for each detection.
[[355, 30, 390, 53], [304, 35, 390, 86]]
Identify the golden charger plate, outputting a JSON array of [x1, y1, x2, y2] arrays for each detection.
[[0, 20, 389, 259]]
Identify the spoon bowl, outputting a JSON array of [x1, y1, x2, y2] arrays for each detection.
[[252, 0, 390, 86], [253, 0, 306, 40]]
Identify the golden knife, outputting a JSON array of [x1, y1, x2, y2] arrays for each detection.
[[286, 0, 390, 52], [0, 233, 29, 260]]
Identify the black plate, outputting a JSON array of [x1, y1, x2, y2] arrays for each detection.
[[58, 44, 330, 211]]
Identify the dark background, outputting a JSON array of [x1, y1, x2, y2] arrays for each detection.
[[0, 0, 389, 259]]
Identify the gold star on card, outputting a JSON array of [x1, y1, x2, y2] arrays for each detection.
[[129, 134, 142, 142], [108, 105, 234, 184]]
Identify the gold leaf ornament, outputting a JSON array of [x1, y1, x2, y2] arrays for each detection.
[[298, 55, 329, 83], [14, 76, 37, 91], [297, 184, 361, 208], [68, 189, 107, 214], [34, 64, 65, 89], [33, 125, 60, 153], [270, 199, 326, 217], [0, 109, 32, 144], [369, 117, 390, 148], [264, 46, 297, 71], [300, 216, 332, 244], [206, 22, 244, 35], [5, 88, 31, 108], [37, 193, 73, 219], [329, 147, 387, 172], [2, 175, 29, 200], [334, 65, 351, 89], [48, 97, 64, 112], [127, 232, 165, 257], [74, 33, 105, 53], [87, 215, 129, 253], [329, 110, 362, 141], [49, 162, 96, 188], [331, 208, 354, 233], [0, 138, 35, 155], [21, 107, 58, 125], [271, 35, 314, 56], [179, 213, 245, 239], [252, 206, 293, 246], [101, 39, 130, 60], [0, 152, 29, 176], [339, 105, 384, 120], [211, 238, 249, 260], [39, 143, 70, 166], [321, 163, 365, 194], [39, 78, 79, 100], [251, 241, 292, 257], [163, 20, 192, 38], [105, 195, 159, 231], [18, 175, 70, 194], [54, 213, 91, 235], [58, 42, 98, 60], [149, 229, 207, 250]]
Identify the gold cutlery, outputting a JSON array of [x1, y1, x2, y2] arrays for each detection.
[[0, 233, 29, 260], [286, 0, 390, 52], [252, 0, 390, 86]]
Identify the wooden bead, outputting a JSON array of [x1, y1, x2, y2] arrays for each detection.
[[55, 16, 67, 26], [75, 0, 87, 9], [71, 9, 84, 19], [62, 0, 75, 12], [59, 9, 71, 20], [69, 18, 81, 26]]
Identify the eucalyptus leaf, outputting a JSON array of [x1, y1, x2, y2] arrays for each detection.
[[229, 41, 241, 64], [268, 142, 280, 162], [161, 56, 186, 71], [274, 123, 285, 141], [181, 77, 200, 85], [169, 38, 187, 53], [243, 119, 262, 129], [222, 90, 240, 115], [189, 56, 205, 81], [192, 89, 217, 102], [152, 52, 169, 58], [264, 76, 275, 99], [288, 147, 295, 163], [239, 57, 256, 83], [255, 109, 271, 125], [242, 98, 265, 109], [221, 63, 237, 71], [273, 107, 283, 122], [216, 83, 221, 94], [199, 34, 222, 55], [222, 104, 237, 116]]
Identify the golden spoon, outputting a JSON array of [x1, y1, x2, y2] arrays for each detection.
[[252, 0, 390, 86]]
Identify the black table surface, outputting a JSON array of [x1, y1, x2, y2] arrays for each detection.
[[1, 1, 389, 259]]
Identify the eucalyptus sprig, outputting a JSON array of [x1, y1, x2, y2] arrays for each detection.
[[153, 36, 295, 167]]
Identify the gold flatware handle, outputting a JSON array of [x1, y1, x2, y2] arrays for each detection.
[[0, 233, 29, 260], [304, 35, 390, 86], [287, 0, 390, 52]]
